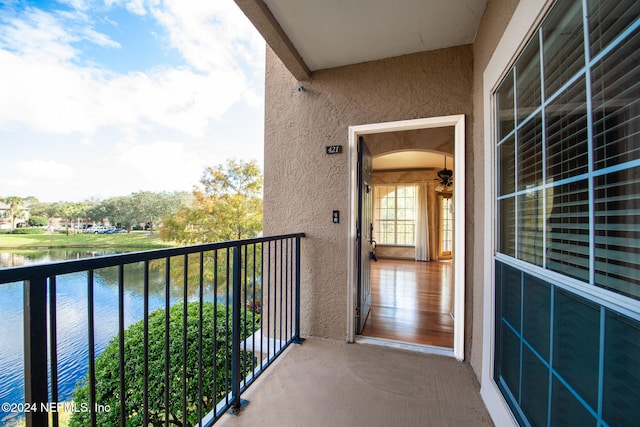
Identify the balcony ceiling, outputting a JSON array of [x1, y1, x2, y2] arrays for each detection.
[[235, 0, 488, 80]]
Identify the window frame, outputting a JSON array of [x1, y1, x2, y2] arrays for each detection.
[[494, 0, 640, 304], [481, 0, 640, 424], [438, 194, 453, 258], [373, 184, 417, 246]]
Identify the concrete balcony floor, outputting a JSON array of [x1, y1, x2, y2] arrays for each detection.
[[217, 338, 493, 427]]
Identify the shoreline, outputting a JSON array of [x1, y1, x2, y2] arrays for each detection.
[[0, 233, 175, 251]]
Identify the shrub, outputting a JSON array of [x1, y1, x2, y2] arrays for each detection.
[[70, 302, 259, 427], [28, 215, 48, 227], [9, 228, 46, 234]]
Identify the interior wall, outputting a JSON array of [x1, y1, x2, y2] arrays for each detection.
[[365, 127, 454, 157], [375, 246, 415, 259], [470, 0, 521, 375], [263, 44, 472, 341], [368, 128, 454, 260]]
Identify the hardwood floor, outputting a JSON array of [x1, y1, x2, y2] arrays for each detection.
[[360, 258, 454, 348]]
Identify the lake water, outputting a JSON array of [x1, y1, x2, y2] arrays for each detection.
[[0, 249, 222, 425]]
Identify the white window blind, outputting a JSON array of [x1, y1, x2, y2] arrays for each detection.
[[495, 0, 640, 299]]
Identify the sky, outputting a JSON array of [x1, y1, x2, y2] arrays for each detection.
[[0, 0, 266, 202]]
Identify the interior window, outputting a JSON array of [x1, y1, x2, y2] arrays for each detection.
[[373, 185, 416, 245]]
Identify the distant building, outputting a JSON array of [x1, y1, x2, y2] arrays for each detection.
[[0, 203, 30, 230]]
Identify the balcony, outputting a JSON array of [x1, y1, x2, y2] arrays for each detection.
[[0, 233, 304, 427], [1, 232, 491, 426], [216, 337, 492, 427]]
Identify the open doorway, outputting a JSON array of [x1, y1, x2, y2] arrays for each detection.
[[361, 151, 455, 348], [347, 116, 465, 360]]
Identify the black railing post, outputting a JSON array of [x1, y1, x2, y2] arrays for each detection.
[[293, 236, 304, 344], [230, 245, 242, 414], [87, 270, 97, 427], [23, 276, 48, 427], [49, 277, 59, 427], [118, 266, 126, 427]]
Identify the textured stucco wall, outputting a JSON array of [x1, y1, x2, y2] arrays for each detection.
[[469, 0, 520, 375], [264, 45, 473, 340]]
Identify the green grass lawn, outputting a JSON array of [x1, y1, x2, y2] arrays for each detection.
[[0, 232, 175, 250]]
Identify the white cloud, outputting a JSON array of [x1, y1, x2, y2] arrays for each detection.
[[101, 67, 249, 136], [114, 139, 204, 191], [80, 137, 94, 146], [0, 8, 79, 62], [83, 28, 121, 48], [0, 159, 76, 199], [148, 0, 266, 112], [0, 0, 266, 202], [0, 53, 249, 136], [0, 1, 264, 136], [88, 0, 266, 75], [18, 160, 75, 180], [124, 0, 148, 16], [57, 0, 92, 11]]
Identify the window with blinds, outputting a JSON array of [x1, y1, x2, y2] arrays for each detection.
[[495, 0, 640, 300], [373, 185, 416, 245]]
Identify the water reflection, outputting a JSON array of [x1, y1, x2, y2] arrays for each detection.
[[0, 249, 123, 269]]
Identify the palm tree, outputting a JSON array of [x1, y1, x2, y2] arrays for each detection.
[[0, 196, 38, 232]]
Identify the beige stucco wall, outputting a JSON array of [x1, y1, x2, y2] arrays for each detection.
[[470, 0, 520, 375], [263, 0, 520, 379], [264, 44, 473, 341]]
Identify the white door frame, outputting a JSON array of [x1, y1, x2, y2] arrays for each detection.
[[346, 115, 466, 361]]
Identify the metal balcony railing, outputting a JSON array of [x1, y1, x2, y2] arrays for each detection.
[[0, 233, 304, 427]]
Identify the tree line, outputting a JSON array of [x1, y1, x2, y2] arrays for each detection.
[[9, 191, 191, 234], [1, 159, 263, 243]]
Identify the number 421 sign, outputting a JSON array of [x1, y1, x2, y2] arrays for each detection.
[[326, 145, 342, 154]]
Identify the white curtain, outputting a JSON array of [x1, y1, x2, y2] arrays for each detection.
[[415, 182, 430, 261]]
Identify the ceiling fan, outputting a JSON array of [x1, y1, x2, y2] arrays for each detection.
[[435, 155, 453, 191]]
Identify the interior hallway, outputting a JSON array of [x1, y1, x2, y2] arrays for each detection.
[[361, 258, 454, 348]]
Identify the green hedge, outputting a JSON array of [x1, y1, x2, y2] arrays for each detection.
[[0, 228, 46, 235]]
